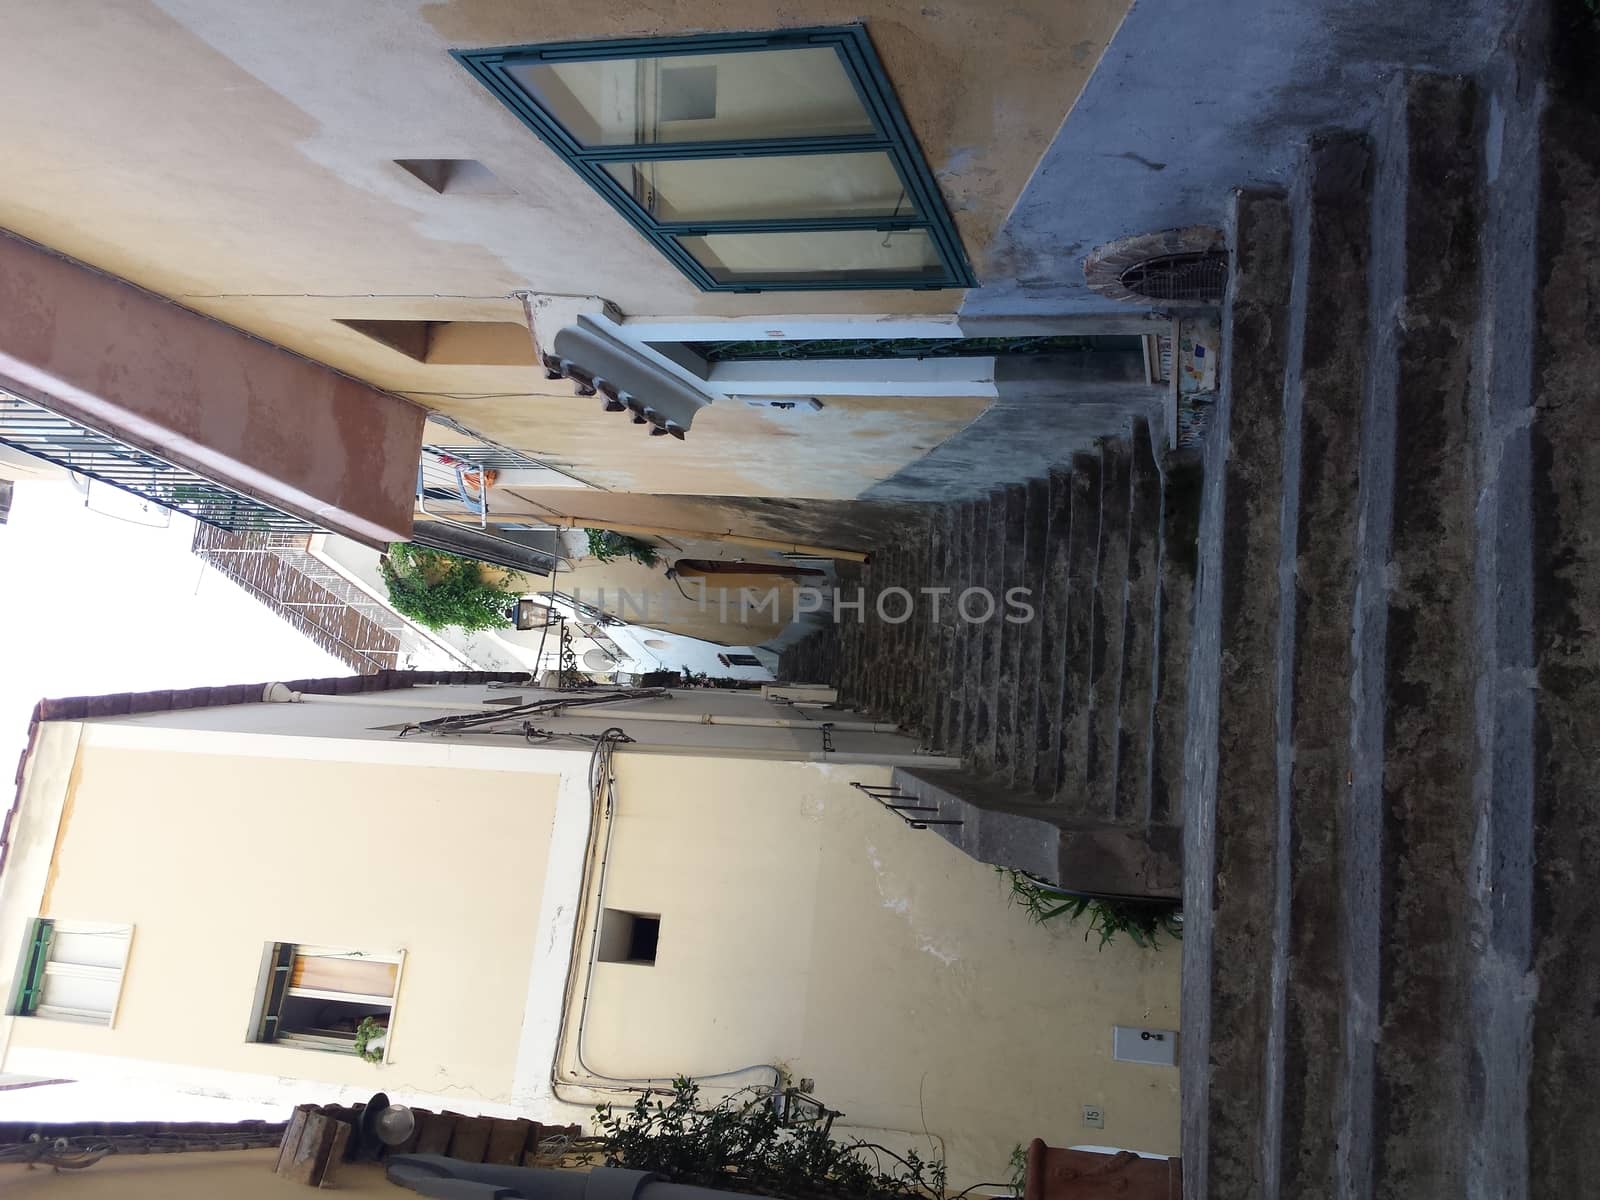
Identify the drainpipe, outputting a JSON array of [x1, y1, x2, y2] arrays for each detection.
[[586, 708, 899, 734]]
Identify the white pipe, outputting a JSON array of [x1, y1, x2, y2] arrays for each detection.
[[583, 708, 899, 734]]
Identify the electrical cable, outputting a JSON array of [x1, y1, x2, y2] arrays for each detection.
[[549, 728, 784, 1101]]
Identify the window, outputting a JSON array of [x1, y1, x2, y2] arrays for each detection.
[[9, 918, 132, 1025], [453, 28, 974, 292], [598, 910, 660, 966], [250, 943, 402, 1058]]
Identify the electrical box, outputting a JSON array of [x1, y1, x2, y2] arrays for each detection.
[[1113, 1025, 1178, 1067]]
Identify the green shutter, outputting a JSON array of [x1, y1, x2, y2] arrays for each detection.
[[254, 942, 297, 1042], [10, 918, 53, 1016]]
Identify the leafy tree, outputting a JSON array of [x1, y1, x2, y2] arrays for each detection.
[[585, 528, 660, 568], [379, 543, 520, 632], [595, 1079, 947, 1200]]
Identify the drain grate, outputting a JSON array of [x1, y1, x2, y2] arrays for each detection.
[[1118, 251, 1229, 304]]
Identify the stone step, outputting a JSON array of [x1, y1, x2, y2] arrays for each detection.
[[951, 498, 981, 755], [1181, 185, 1295, 1200], [1085, 434, 1132, 819], [1113, 417, 1161, 823], [1273, 130, 1373, 1200], [1009, 475, 1052, 789], [969, 489, 1007, 768], [1525, 71, 1600, 1196], [992, 482, 1030, 781], [1149, 452, 1200, 825], [921, 505, 954, 746], [1030, 466, 1075, 795], [1050, 450, 1103, 806], [1353, 73, 1483, 1199], [893, 766, 1182, 899]]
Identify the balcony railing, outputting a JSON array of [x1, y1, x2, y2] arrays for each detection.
[[0, 394, 316, 534]]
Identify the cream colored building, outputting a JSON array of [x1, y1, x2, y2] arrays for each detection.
[[0, 673, 1179, 1188], [0, 1, 1161, 591]]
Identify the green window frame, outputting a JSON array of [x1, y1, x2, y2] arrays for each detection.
[[9, 918, 53, 1016], [452, 27, 975, 293]]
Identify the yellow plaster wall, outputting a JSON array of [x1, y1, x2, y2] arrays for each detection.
[[572, 758, 1182, 1187], [10, 745, 559, 1105], [0, 1151, 395, 1199]]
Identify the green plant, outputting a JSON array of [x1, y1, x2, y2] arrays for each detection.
[[353, 1016, 387, 1064], [379, 543, 520, 632], [585, 527, 660, 568], [1006, 1144, 1027, 1197], [998, 869, 1182, 950], [594, 1078, 946, 1200]]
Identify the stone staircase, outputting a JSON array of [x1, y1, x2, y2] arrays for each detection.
[[780, 49, 1599, 1199], [1179, 64, 1600, 1200], [779, 415, 1198, 899]]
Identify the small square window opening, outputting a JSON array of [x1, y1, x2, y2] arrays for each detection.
[[598, 910, 660, 966]]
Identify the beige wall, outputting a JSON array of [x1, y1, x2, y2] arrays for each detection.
[[0, 1, 1127, 502], [0, 1151, 394, 1199], [7, 743, 560, 1107], [2, 700, 1174, 1192], [564, 757, 1181, 1187]]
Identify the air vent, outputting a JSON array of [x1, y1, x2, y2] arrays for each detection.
[[1117, 251, 1229, 305]]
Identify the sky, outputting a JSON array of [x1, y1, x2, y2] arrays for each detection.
[[0, 476, 347, 1121], [0, 478, 346, 779]]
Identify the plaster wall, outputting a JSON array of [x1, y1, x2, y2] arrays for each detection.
[[0, 0, 1127, 502], [565, 756, 1182, 1187], [0, 1151, 397, 1200], [2, 742, 560, 1107]]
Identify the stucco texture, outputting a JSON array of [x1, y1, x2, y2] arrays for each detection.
[[13, 744, 559, 1105], [0, 1152, 395, 1199], [570, 757, 1181, 1187]]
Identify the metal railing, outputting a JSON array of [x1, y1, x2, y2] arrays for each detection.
[[850, 781, 964, 830], [0, 394, 315, 534], [194, 529, 474, 671]]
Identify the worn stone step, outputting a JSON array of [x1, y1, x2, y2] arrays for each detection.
[[1011, 476, 1052, 789], [921, 506, 954, 745], [950, 499, 981, 755], [991, 482, 1030, 781], [1031, 467, 1074, 795], [942, 500, 976, 751], [1527, 75, 1600, 1198], [1049, 450, 1103, 807], [1357, 74, 1483, 1200], [969, 490, 1007, 768], [1085, 435, 1132, 819], [893, 766, 1181, 898], [1149, 452, 1200, 825], [1274, 130, 1373, 1200], [1112, 417, 1161, 823], [1180, 185, 1294, 1200]]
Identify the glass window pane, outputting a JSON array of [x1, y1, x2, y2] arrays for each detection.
[[678, 229, 946, 285], [602, 153, 914, 222], [507, 47, 876, 146]]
